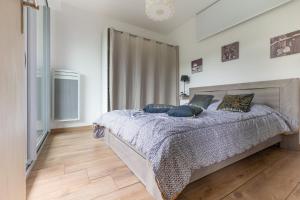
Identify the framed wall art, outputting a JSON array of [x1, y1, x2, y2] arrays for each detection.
[[222, 41, 239, 62], [191, 58, 203, 74], [271, 30, 300, 58]]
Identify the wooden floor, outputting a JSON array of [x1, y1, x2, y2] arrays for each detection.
[[27, 131, 300, 200]]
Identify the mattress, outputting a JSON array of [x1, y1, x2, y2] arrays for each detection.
[[94, 104, 294, 200]]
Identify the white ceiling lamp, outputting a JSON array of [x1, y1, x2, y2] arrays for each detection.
[[146, 0, 175, 21]]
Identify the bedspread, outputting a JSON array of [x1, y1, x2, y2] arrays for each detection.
[[94, 104, 295, 200]]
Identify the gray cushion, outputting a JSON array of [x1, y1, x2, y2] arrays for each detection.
[[189, 95, 214, 109]]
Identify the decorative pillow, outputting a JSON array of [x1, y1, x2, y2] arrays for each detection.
[[167, 105, 203, 117], [189, 95, 214, 109], [143, 104, 175, 113], [188, 105, 203, 116], [217, 94, 255, 112]]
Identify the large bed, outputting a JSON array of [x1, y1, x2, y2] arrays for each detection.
[[94, 78, 300, 200]]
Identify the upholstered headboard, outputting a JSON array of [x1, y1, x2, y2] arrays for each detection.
[[190, 78, 300, 132]]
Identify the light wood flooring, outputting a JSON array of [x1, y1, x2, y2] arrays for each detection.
[[27, 131, 300, 200]]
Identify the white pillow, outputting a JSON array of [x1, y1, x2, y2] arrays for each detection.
[[207, 100, 222, 111]]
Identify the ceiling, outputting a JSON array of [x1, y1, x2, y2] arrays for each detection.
[[59, 0, 218, 34]]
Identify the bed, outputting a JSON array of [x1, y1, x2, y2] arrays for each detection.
[[94, 78, 300, 200]]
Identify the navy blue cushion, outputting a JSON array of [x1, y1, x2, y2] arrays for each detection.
[[167, 105, 203, 117], [143, 104, 175, 113]]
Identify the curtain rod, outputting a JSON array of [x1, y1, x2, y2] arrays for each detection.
[[110, 28, 177, 48]]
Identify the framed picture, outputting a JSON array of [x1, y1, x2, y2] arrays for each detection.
[[270, 30, 300, 58], [191, 58, 203, 74], [222, 42, 239, 62]]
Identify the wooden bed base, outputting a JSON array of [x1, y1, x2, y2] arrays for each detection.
[[104, 129, 283, 200]]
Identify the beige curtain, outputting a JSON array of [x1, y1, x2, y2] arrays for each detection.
[[109, 29, 179, 111]]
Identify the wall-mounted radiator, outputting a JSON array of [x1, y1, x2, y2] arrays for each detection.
[[52, 69, 80, 121]]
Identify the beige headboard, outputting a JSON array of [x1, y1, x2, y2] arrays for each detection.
[[190, 78, 300, 130]]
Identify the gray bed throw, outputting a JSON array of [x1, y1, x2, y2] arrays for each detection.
[[93, 105, 294, 200]]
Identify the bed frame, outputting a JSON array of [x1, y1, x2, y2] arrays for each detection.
[[104, 78, 300, 200]]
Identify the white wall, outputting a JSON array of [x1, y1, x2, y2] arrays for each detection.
[[169, 0, 300, 94], [51, 1, 300, 128], [50, 3, 170, 128]]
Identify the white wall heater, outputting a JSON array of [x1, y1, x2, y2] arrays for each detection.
[[52, 69, 80, 121]]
